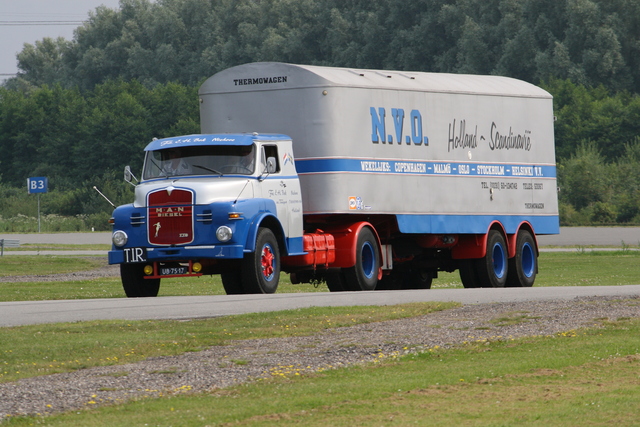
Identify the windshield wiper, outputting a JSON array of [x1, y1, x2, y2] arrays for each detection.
[[193, 164, 223, 176], [146, 157, 169, 178]]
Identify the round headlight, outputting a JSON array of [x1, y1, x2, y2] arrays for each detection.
[[216, 226, 233, 242], [112, 230, 128, 247]]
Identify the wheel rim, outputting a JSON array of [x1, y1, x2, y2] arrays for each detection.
[[261, 244, 275, 281], [491, 242, 506, 279], [521, 242, 535, 278], [361, 241, 376, 279]]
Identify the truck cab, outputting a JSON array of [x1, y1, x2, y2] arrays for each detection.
[[108, 133, 304, 296]]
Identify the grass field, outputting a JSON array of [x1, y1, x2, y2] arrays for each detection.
[[1, 249, 640, 425], [2, 308, 639, 426]]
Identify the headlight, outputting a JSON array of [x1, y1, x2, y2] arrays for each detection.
[[216, 226, 233, 242], [112, 230, 128, 247]]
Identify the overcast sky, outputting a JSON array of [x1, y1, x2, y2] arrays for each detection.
[[0, 0, 122, 83]]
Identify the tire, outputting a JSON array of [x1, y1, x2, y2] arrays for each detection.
[[475, 229, 508, 288], [401, 269, 433, 290], [458, 259, 481, 288], [506, 230, 537, 287], [376, 270, 402, 290], [120, 264, 160, 297], [325, 269, 350, 292], [242, 228, 280, 294], [343, 227, 380, 291], [221, 270, 244, 294]]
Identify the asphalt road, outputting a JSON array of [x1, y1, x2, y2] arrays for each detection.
[[536, 226, 640, 247], [2, 285, 640, 327], [1, 227, 640, 327]]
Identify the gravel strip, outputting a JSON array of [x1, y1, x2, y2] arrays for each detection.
[[1, 295, 639, 420], [0, 261, 118, 283]]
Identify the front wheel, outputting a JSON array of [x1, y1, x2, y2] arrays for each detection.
[[120, 264, 160, 297], [242, 228, 280, 294], [343, 227, 380, 291], [221, 268, 244, 294]]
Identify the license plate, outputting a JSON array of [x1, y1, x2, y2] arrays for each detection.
[[159, 266, 188, 276], [123, 247, 147, 263]]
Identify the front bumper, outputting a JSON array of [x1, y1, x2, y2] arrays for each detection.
[[108, 244, 245, 264]]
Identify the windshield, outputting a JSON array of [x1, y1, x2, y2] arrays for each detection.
[[143, 144, 256, 180]]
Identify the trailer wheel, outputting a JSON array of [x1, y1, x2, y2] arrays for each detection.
[[120, 264, 160, 297], [476, 229, 508, 288], [221, 270, 244, 294], [506, 230, 537, 287], [459, 259, 481, 288], [402, 269, 433, 289], [376, 270, 402, 290], [344, 227, 380, 291], [242, 228, 280, 294]]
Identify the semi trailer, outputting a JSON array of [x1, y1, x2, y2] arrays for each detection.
[[108, 62, 559, 296]]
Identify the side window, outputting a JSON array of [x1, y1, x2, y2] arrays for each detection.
[[262, 145, 280, 173]]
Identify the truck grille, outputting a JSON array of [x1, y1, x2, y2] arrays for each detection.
[[147, 188, 194, 245]]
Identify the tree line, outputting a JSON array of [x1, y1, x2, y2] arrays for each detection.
[[2, 0, 640, 228], [7, 0, 640, 93]]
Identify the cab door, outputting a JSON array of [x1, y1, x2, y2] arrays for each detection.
[[258, 143, 303, 242]]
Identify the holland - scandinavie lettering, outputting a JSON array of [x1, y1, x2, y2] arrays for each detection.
[[233, 76, 288, 86], [448, 119, 478, 152], [489, 122, 531, 151]]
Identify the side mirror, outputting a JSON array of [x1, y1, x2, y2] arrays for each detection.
[[266, 157, 277, 174], [124, 166, 138, 185]]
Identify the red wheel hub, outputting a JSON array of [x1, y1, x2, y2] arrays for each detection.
[[261, 246, 275, 278]]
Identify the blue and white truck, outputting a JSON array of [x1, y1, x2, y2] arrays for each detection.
[[108, 62, 559, 296]]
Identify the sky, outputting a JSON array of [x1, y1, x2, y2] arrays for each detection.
[[0, 0, 122, 83]]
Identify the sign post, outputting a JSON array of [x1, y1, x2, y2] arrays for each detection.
[[27, 177, 48, 232]]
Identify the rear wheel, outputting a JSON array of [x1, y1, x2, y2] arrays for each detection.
[[325, 269, 350, 292], [343, 227, 380, 291], [242, 228, 280, 294], [476, 230, 508, 288], [120, 264, 160, 297], [506, 230, 537, 287]]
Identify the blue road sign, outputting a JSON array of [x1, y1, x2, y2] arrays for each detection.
[[27, 177, 48, 194]]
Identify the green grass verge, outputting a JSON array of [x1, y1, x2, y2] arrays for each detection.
[[0, 256, 105, 277], [7, 244, 111, 252], [0, 302, 457, 384], [4, 312, 639, 426]]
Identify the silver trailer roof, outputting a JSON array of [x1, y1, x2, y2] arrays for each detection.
[[199, 62, 552, 99]]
